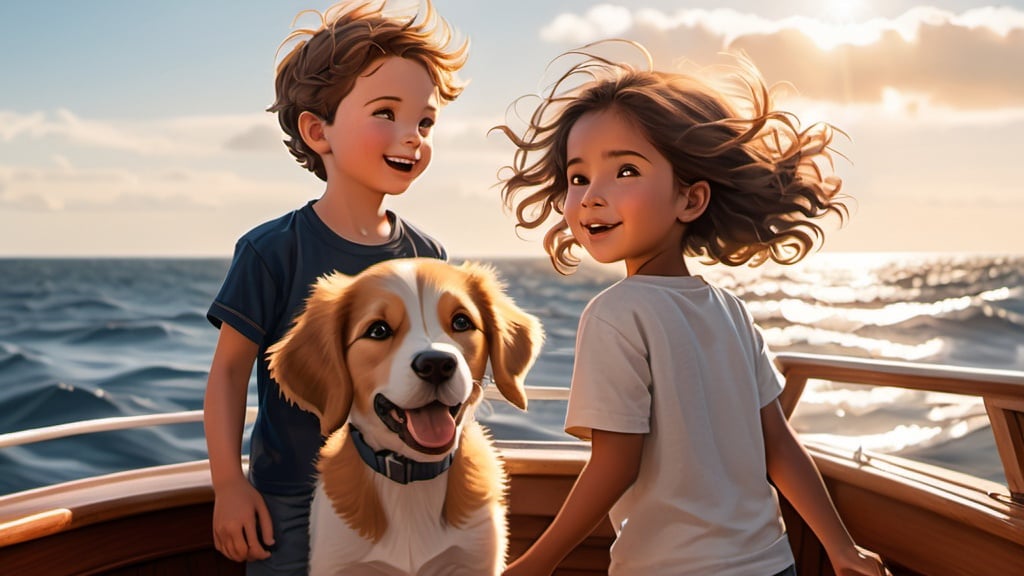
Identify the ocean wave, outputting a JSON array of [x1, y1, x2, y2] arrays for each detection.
[[747, 286, 1024, 335], [0, 424, 209, 495], [0, 343, 52, 373], [167, 310, 210, 325], [66, 322, 178, 345], [30, 296, 126, 314], [99, 365, 209, 388], [0, 381, 123, 434]]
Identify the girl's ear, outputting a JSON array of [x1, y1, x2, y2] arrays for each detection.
[[678, 180, 711, 223], [298, 111, 331, 155]]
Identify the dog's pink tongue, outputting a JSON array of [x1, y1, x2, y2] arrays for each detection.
[[406, 403, 456, 448]]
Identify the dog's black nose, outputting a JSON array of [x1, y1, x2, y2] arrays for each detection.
[[411, 351, 458, 385]]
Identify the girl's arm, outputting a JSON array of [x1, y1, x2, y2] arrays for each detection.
[[760, 399, 890, 576], [204, 324, 274, 562], [502, 429, 644, 576]]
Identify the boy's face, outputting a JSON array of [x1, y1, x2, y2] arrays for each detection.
[[323, 57, 440, 196]]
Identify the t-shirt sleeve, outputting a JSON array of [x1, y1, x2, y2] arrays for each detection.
[[564, 310, 652, 440], [752, 321, 785, 407], [207, 240, 280, 345]]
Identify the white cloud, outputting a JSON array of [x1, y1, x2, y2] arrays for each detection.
[[0, 155, 299, 213], [541, 4, 633, 45], [223, 124, 282, 152], [537, 6, 1024, 111], [0, 109, 281, 156]]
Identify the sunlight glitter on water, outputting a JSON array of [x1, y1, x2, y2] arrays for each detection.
[[762, 325, 944, 360], [748, 295, 975, 328]]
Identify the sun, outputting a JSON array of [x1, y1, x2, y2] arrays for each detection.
[[800, 0, 879, 49], [826, 0, 868, 22]]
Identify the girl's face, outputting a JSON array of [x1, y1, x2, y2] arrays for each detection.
[[323, 56, 439, 198], [564, 109, 690, 276]]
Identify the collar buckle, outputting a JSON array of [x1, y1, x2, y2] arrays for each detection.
[[381, 452, 411, 484]]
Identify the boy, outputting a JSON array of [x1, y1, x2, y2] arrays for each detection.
[[203, 1, 467, 573]]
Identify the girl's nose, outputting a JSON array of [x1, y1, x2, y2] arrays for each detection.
[[580, 184, 606, 208]]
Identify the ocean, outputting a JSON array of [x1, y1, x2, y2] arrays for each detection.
[[0, 254, 1021, 495]]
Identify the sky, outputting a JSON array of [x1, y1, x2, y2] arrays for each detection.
[[1, 0, 1022, 258]]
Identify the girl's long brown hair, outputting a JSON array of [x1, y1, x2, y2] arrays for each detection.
[[494, 41, 848, 274]]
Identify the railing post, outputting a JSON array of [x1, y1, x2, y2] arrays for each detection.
[[984, 396, 1024, 504], [779, 370, 809, 420]]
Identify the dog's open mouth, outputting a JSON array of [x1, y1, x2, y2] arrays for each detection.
[[374, 394, 461, 455]]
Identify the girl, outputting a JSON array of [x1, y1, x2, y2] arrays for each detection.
[[495, 42, 889, 576]]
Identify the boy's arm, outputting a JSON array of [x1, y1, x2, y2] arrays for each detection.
[[761, 399, 890, 576], [503, 429, 644, 576], [204, 323, 274, 562]]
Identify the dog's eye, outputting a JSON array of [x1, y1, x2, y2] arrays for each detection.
[[364, 321, 393, 340], [451, 313, 474, 332]]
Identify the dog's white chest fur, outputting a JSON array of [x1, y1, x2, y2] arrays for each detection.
[[308, 474, 505, 576]]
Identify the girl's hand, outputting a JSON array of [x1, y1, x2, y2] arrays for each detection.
[[212, 477, 274, 562], [833, 545, 892, 576], [502, 555, 554, 576]]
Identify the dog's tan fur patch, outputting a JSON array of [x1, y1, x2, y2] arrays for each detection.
[[318, 425, 388, 542]]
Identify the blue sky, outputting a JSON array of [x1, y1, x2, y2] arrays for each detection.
[[1, 1, 1022, 257]]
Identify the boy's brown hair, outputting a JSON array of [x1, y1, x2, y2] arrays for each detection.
[[269, 0, 468, 181]]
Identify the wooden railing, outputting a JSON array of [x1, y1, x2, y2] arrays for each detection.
[[1, 353, 1023, 576], [775, 352, 1024, 504]]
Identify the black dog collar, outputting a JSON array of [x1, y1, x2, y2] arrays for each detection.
[[348, 424, 454, 485]]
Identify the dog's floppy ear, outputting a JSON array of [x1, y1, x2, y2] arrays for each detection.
[[464, 262, 544, 410], [267, 272, 354, 437]]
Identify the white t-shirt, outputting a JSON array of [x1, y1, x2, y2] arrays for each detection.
[[565, 275, 795, 576]]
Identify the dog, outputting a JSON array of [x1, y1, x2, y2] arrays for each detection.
[[266, 258, 543, 576]]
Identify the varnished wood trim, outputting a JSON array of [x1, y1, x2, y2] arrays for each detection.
[[984, 399, 1024, 500]]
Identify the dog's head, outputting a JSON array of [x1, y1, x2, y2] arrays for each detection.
[[266, 258, 543, 462]]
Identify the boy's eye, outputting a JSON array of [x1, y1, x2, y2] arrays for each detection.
[[372, 108, 395, 121], [418, 118, 434, 137], [568, 174, 589, 186], [618, 165, 640, 177], [363, 321, 393, 340]]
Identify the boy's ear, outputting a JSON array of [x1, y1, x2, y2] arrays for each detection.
[[298, 111, 332, 155], [678, 180, 710, 223]]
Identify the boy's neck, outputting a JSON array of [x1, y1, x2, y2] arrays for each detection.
[[313, 194, 391, 244]]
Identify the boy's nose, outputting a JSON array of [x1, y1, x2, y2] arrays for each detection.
[[402, 126, 424, 147]]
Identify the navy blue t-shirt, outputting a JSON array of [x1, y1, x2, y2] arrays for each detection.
[[207, 200, 446, 495]]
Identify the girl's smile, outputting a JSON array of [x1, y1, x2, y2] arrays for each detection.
[[582, 221, 621, 235]]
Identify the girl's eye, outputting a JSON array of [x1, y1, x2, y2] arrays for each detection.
[[363, 321, 393, 340], [373, 108, 395, 121], [618, 165, 640, 177], [419, 117, 435, 132], [451, 313, 474, 332], [569, 174, 589, 186]]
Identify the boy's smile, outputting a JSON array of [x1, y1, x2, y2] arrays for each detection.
[[385, 156, 416, 172]]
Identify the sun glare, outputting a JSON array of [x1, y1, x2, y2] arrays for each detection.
[[827, 0, 866, 22], [795, 0, 881, 50]]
